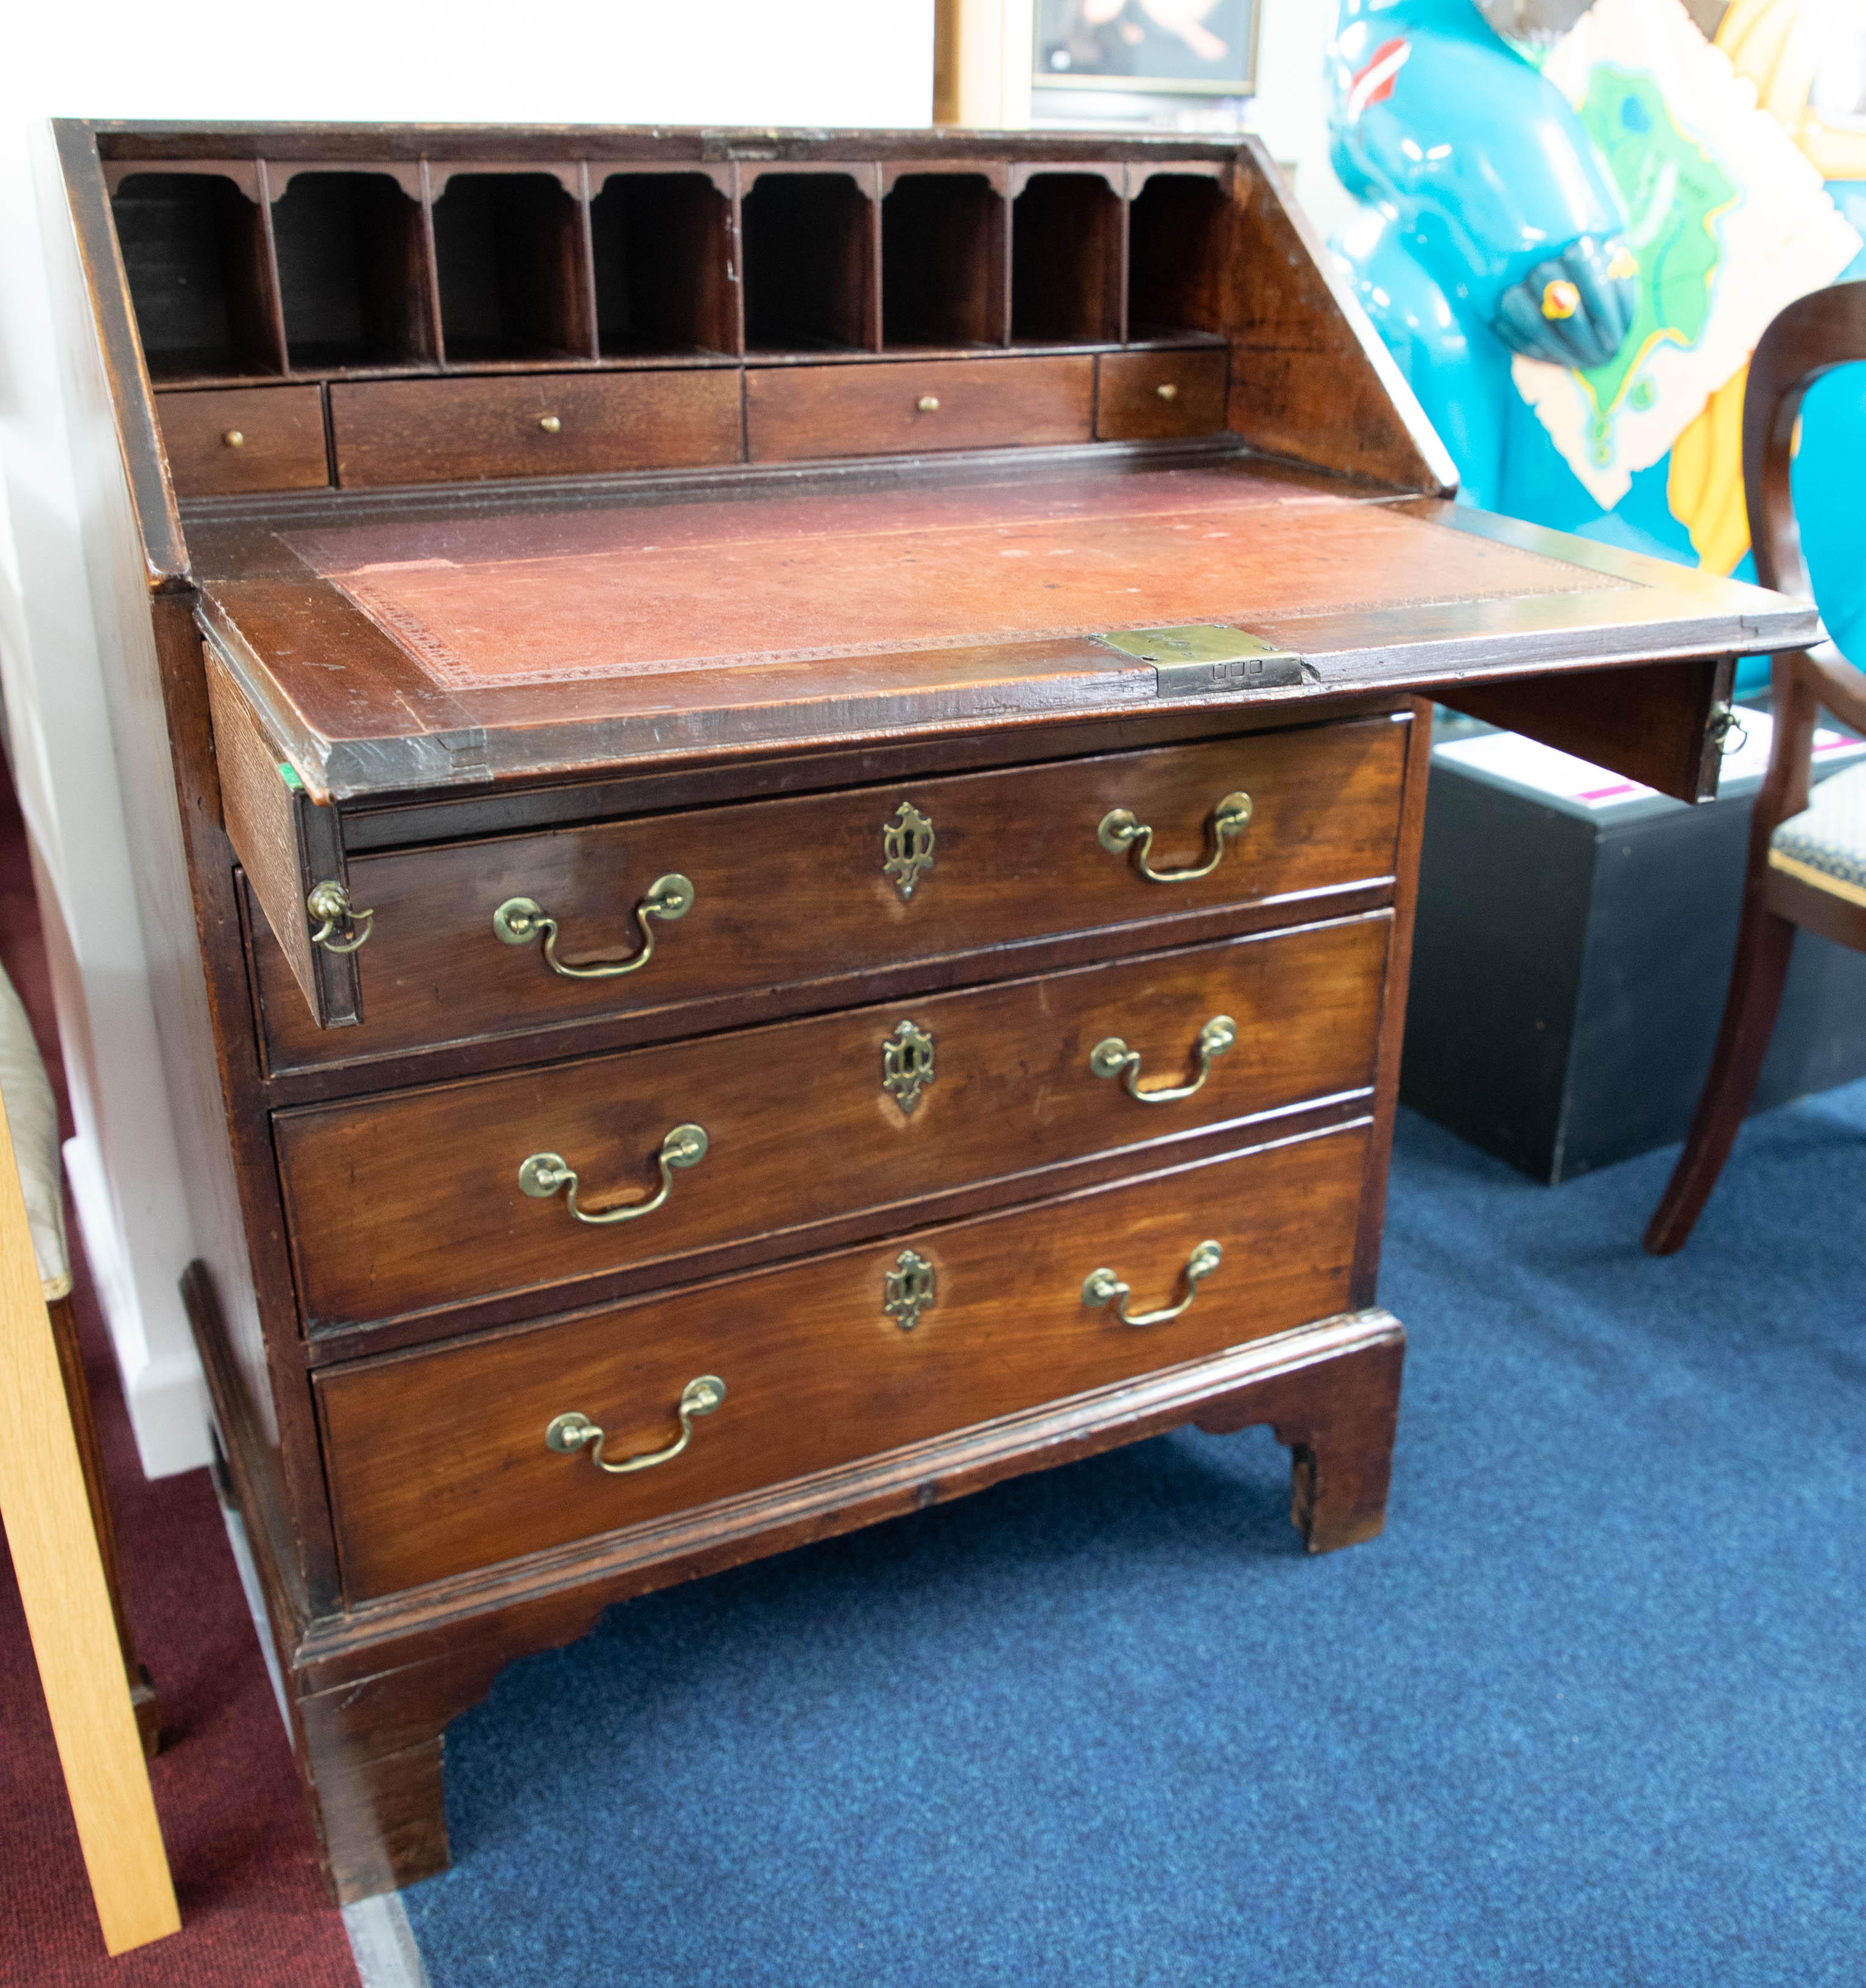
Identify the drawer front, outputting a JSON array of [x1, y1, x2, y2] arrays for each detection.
[[278, 915, 1388, 1330], [157, 386, 329, 497], [745, 356, 1094, 462], [1096, 350, 1229, 442], [317, 1120, 1368, 1601], [328, 370, 744, 486], [255, 717, 1409, 1068]]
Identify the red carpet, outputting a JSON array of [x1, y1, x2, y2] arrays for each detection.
[[0, 754, 359, 1986]]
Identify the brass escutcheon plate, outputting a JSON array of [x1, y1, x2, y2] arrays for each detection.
[[882, 1019, 936, 1116]]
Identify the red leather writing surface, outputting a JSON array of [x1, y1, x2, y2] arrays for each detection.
[[286, 468, 1612, 689]]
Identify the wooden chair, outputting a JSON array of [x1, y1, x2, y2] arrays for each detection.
[[0, 963, 162, 1755], [1644, 281, 1866, 1254], [0, 959, 179, 1951]]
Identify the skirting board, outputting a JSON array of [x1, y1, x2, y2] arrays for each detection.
[[63, 1133, 211, 1477]]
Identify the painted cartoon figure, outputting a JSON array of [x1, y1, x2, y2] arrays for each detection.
[[1326, 0, 1866, 670]]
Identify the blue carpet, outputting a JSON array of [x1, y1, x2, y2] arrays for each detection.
[[403, 1088, 1866, 1986]]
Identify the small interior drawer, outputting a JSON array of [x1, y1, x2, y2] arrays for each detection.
[[157, 385, 329, 498], [276, 914, 1389, 1334], [315, 1118, 1368, 1602], [1096, 350, 1229, 442], [745, 354, 1094, 462], [328, 369, 744, 486]]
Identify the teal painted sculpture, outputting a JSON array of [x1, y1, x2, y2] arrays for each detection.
[[1326, 0, 1866, 678]]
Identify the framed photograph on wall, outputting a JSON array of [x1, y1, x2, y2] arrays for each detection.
[[1033, 0, 1260, 97]]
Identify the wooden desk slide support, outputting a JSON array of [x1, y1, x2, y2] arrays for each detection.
[[0, 1099, 179, 1955]]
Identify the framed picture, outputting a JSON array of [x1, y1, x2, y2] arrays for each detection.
[[1033, 0, 1259, 96]]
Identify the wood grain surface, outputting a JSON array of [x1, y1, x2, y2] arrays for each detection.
[[156, 384, 329, 498], [747, 355, 1093, 461], [253, 718, 1406, 1066], [1096, 348, 1228, 441], [0, 1098, 178, 1951], [329, 368, 743, 485], [317, 1118, 1368, 1600], [275, 914, 1387, 1330]]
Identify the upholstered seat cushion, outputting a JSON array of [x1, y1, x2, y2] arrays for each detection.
[[0, 962, 69, 1300], [1770, 760, 1866, 908]]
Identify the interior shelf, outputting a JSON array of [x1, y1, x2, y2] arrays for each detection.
[[882, 174, 1004, 350], [742, 172, 875, 354], [1011, 173, 1122, 346], [590, 172, 737, 359], [272, 172, 435, 372], [111, 172, 281, 381], [1128, 174, 1231, 342], [431, 172, 591, 364]]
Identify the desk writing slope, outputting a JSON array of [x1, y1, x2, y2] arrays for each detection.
[[194, 465, 1807, 802], [54, 118, 1818, 1904]]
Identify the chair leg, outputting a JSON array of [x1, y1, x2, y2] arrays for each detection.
[[1644, 899, 1797, 1255]]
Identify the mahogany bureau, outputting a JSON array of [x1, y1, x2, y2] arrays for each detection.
[[50, 119, 1818, 1899]]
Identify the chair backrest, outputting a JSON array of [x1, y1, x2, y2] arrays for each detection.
[[1744, 280, 1866, 601]]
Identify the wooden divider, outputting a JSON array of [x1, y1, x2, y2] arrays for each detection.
[[112, 149, 1241, 389]]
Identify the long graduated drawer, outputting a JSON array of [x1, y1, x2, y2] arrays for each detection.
[[277, 913, 1388, 1333], [252, 718, 1409, 1069], [315, 1118, 1369, 1602]]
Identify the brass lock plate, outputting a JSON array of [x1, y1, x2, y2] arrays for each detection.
[[1096, 624, 1305, 697], [884, 1249, 936, 1331], [881, 1020, 936, 1116], [882, 801, 935, 901]]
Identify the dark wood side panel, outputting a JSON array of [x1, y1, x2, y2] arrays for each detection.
[[1225, 143, 1455, 496], [205, 646, 325, 1015], [317, 1119, 1368, 1601], [1435, 654, 1737, 805], [51, 121, 191, 584], [1350, 695, 1434, 1307], [46, 146, 344, 1612]]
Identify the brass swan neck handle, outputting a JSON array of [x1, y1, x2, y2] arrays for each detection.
[[1097, 792, 1252, 884], [519, 1123, 709, 1225], [1090, 1015, 1236, 1103], [493, 873, 694, 980], [546, 1376, 725, 1476], [1082, 1240, 1223, 1328]]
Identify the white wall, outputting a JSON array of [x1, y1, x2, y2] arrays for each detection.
[[0, 2, 936, 1476], [1252, 0, 1357, 244]]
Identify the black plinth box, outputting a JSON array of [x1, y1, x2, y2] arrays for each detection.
[[1403, 714, 1866, 1183]]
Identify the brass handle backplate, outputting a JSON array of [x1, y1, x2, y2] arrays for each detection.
[[1091, 1015, 1236, 1103], [546, 1375, 725, 1475], [1097, 792, 1252, 884], [493, 873, 693, 979], [519, 1123, 709, 1226], [306, 879, 374, 954], [1082, 1240, 1222, 1328]]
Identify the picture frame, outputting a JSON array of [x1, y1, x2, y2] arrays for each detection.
[[1033, 0, 1260, 97]]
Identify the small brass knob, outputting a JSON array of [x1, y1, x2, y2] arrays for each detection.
[[917, 395, 940, 413], [1155, 382, 1179, 402], [222, 429, 246, 448], [538, 414, 562, 434]]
